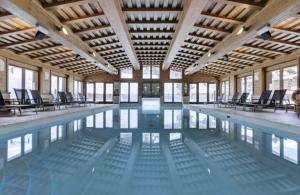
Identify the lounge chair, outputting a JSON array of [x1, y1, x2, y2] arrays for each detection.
[[14, 89, 38, 114], [240, 90, 272, 111], [30, 90, 56, 111], [78, 93, 93, 105], [0, 90, 36, 115], [222, 92, 240, 107], [66, 92, 85, 106], [214, 93, 225, 107], [235, 93, 250, 109]]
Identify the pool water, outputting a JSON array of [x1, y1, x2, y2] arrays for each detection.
[[0, 104, 300, 195]]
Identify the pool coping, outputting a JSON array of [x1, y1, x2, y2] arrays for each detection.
[[184, 104, 300, 137], [0, 104, 118, 135]]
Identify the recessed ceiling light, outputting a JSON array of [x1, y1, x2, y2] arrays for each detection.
[[62, 27, 68, 35]]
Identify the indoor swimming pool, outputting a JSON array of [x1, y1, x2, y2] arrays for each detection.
[[0, 104, 300, 195]]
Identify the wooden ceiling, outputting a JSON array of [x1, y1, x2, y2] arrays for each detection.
[[1, 0, 300, 76]]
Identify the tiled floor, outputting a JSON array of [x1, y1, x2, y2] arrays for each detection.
[[0, 104, 115, 129], [186, 104, 300, 128]]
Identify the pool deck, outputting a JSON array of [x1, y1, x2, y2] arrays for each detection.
[[186, 104, 300, 135], [0, 104, 116, 131]]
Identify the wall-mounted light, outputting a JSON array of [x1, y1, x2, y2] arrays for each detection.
[[92, 52, 96, 57], [207, 51, 215, 58], [236, 26, 249, 36]]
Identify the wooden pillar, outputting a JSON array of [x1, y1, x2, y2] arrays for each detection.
[[39, 68, 51, 95], [0, 56, 7, 93]]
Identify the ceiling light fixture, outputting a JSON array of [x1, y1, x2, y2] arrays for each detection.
[[93, 52, 96, 57], [62, 27, 68, 35], [75, 54, 81, 60], [223, 54, 229, 61]]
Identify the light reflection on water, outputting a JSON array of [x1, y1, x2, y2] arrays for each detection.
[[1, 104, 300, 195]]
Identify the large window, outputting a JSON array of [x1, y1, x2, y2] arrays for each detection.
[[189, 83, 197, 102], [120, 82, 138, 102], [164, 109, 182, 129], [198, 83, 208, 102], [142, 83, 160, 97], [221, 81, 229, 101], [268, 70, 280, 90], [120, 68, 133, 79], [74, 80, 83, 99], [164, 83, 182, 103], [240, 75, 253, 101], [208, 83, 217, 102], [143, 65, 160, 79], [120, 109, 138, 128], [51, 75, 66, 98], [105, 83, 113, 102], [283, 66, 298, 102], [95, 82, 104, 102], [8, 65, 38, 99], [170, 69, 182, 79], [86, 83, 94, 101]]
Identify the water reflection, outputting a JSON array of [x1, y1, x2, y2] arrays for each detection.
[[1, 106, 300, 195]]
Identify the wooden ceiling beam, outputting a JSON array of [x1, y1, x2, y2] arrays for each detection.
[[272, 27, 300, 36], [96, 46, 123, 53], [242, 44, 289, 54], [0, 12, 15, 20], [228, 55, 262, 63], [82, 33, 117, 42], [201, 12, 245, 24], [221, 0, 266, 8], [57, 60, 87, 68], [194, 24, 232, 34], [122, 7, 182, 13], [99, 0, 140, 70], [129, 29, 174, 34], [73, 24, 111, 34], [127, 20, 177, 25], [210, 62, 238, 71], [231, 50, 274, 60], [42, 0, 97, 9], [188, 32, 222, 42], [186, 0, 300, 75], [0, 38, 52, 49], [62, 12, 106, 24], [16, 44, 63, 55], [183, 40, 214, 48], [0, 27, 35, 36], [216, 59, 248, 67], [0, 0, 117, 74], [32, 50, 73, 60], [43, 56, 76, 63], [255, 36, 300, 48], [162, 0, 209, 70]]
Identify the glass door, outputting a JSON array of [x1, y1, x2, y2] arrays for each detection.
[[164, 83, 173, 102], [173, 83, 182, 102], [120, 82, 129, 102], [8, 66, 22, 99], [208, 83, 216, 102], [189, 83, 197, 103], [198, 83, 207, 102], [86, 83, 94, 101], [130, 82, 138, 102], [95, 82, 104, 102], [105, 83, 113, 102], [120, 82, 138, 102]]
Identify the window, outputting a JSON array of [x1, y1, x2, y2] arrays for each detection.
[[120, 109, 138, 128], [189, 110, 197, 128], [142, 133, 160, 144], [189, 83, 197, 103], [199, 113, 207, 129], [105, 83, 113, 102], [120, 82, 138, 102], [170, 69, 182, 79], [8, 65, 38, 99], [209, 115, 216, 128], [74, 80, 83, 99], [221, 81, 229, 101], [272, 134, 281, 156], [143, 65, 160, 79], [222, 120, 229, 133], [120, 133, 132, 145], [164, 83, 182, 102], [51, 75, 66, 98], [198, 83, 207, 102], [86, 83, 94, 101], [268, 70, 280, 90], [24, 134, 33, 154], [169, 133, 182, 141], [283, 66, 298, 102], [86, 115, 94, 128], [95, 82, 104, 102], [142, 83, 160, 97], [240, 76, 253, 101], [208, 83, 217, 102], [120, 68, 133, 79]]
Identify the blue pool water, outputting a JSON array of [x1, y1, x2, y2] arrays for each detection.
[[0, 104, 300, 195]]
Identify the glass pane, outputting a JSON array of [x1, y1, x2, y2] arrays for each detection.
[[164, 83, 173, 102], [105, 83, 113, 102], [74, 81, 78, 99], [95, 82, 104, 102], [199, 113, 207, 129], [86, 83, 94, 101], [170, 69, 182, 79], [25, 69, 37, 90], [240, 78, 245, 93], [152, 66, 160, 79], [50, 126, 58, 142], [198, 83, 207, 102], [58, 77, 65, 91], [174, 83, 182, 102], [152, 83, 160, 97], [142, 83, 151, 97], [283, 66, 298, 102], [142, 133, 151, 144], [120, 68, 133, 79], [225, 81, 229, 101], [129, 83, 138, 102], [8, 66, 22, 99], [169, 133, 182, 141], [209, 116, 216, 128], [51, 75, 58, 98], [246, 127, 253, 144], [209, 83, 216, 102], [120, 133, 132, 145], [283, 138, 298, 164], [269, 70, 280, 90], [86, 115, 94, 128], [246, 76, 253, 101], [189, 84, 197, 102], [120, 82, 129, 102], [151, 133, 160, 144], [7, 137, 21, 161], [143, 65, 151, 79]]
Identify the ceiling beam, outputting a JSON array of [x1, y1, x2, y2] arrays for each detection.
[[194, 24, 232, 34], [161, 0, 210, 70], [221, 0, 266, 8], [0, 0, 117, 74], [0, 38, 52, 49], [42, 0, 97, 9], [200, 12, 245, 24], [0, 27, 35, 36], [272, 27, 300, 36], [122, 7, 182, 13], [242, 44, 289, 54], [186, 0, 300, 75], [17, 44, 63, 55], [31, 50, 73, 60], [99, 0, 140, 70], [231, 50, 274, 60], [62, 12, 106, 24], [73, 24, 111, 34], [0, 12, 15, 20]]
